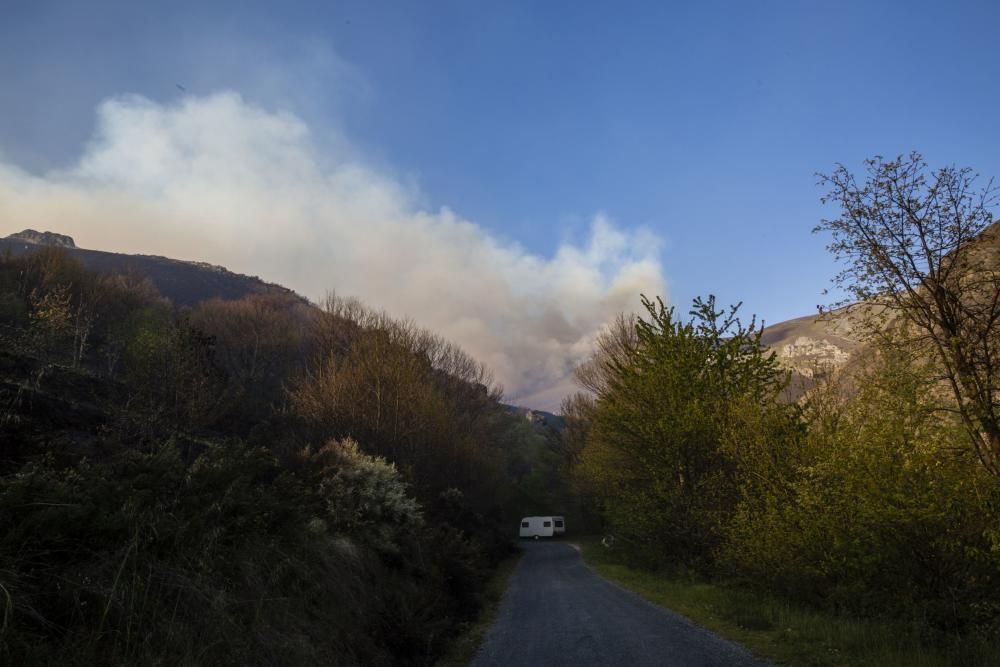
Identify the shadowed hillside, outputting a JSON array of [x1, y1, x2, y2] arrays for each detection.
[[2, 229, 300, 307], [0, 243, 576, 665]]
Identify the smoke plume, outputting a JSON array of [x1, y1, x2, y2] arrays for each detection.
[[0, 92, 666, 409]]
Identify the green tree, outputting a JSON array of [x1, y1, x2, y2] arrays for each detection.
[[577, 295, 785, 566]]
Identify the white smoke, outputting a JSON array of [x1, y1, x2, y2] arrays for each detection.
[[0, 92, 666, 409]]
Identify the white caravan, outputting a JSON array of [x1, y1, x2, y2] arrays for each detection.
[[519, 516, 566, 538]]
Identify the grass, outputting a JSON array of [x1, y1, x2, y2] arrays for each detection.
[[577, 539, 1000, 667], [435, 549, 523, 667]]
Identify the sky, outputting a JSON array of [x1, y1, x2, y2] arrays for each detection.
[[1, 0, 999, 408]]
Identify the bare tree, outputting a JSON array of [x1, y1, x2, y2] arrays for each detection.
[[816, 152, 1000, 476], [318, 290, 500, 397], [574, 313, 638, 397]]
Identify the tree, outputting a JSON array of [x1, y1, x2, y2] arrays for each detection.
[[576, 295, 785, 566], [189, 293, 313, 426], [28, 283, 72, 357], [817, 152, 1000, 476]]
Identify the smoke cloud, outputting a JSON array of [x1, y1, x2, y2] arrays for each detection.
[[0, 92, 666, 409]]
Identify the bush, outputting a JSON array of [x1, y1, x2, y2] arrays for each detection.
[[0, 434, 504, 665], [725, 347, 1000, 632]]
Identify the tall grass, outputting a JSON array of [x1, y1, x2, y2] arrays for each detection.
[[580, 540, 1000, 667]]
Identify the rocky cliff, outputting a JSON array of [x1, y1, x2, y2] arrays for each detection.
[[760, 306, 865, 399], [5, 229, 77, 248]]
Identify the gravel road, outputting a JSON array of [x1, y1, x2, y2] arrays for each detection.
[[471, 541, 769, 667]]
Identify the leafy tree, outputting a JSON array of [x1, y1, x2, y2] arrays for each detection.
[[121, 307, 224, 428], [817, 152, 1000, 476], [577, 295, 785, 566]]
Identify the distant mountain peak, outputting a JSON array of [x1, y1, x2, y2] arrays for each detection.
[[5, 229, 77, 249]]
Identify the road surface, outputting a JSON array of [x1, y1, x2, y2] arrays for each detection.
[[472, 541, 768, 667]]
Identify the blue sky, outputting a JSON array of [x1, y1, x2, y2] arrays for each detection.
[[2, 1, 998, 406]]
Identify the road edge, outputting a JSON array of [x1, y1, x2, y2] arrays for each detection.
[[434, 548, 524, 667]]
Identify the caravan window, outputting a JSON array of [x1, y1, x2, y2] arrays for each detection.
[[521, 521, 529, 528], [554, 520, 564, 528], [543, 521, 551, 527]]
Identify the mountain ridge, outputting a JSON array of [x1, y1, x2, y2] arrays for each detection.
[[763, 218, 1000, 399], [1, 228, 303, 308], [15, 224, 999, 410]]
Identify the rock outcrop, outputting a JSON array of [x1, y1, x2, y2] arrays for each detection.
[[5, 229, 77, 248], [761, 307, 863, 400]]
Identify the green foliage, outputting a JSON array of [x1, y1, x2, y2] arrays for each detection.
[[572, 287, 1000, 649], [119, 306, 225, 429], [2, 439, 307, 664], [577, 294, 786, 566], [581, 538, 1000, 667], [726, 345, 1000, 632]]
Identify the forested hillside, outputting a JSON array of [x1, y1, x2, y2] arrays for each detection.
[[0, 245, 574, 665]]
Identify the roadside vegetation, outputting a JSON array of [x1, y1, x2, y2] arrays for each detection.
[[581, 539, 999, 666], [566, 154, 1000, 663], [435, 550, 522, 667], [0, 247, 566, 665]]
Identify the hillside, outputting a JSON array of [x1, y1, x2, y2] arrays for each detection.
[[764, 219, 1000, 399], [1, 229, 301, 307], [761, 307, 863, 398], [0, 237, 583, 665]]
